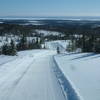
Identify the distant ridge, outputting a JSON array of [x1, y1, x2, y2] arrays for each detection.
[[0, 16, 100, 21]]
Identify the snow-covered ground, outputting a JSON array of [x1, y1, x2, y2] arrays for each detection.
[[0, 55, 17, 66], [0, 49, 65, 100], [0, 40, 100, 100], [54, 53, 100, 100], [46, 40, 68, 53], [35, 30, 62, 36], [47, 41, 100, 100]]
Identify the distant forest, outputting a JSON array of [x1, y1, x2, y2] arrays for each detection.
[[1, 19, 100, 54]]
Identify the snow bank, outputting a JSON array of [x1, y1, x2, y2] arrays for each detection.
[[53, 56, 83, 100], [54, 53, 100, 100]]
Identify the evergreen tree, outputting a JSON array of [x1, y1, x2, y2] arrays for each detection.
[[2, 44, 8, 55], [10, 39, 17, 55], [17, 35, 28, 50], [2, 40, 17, 56]]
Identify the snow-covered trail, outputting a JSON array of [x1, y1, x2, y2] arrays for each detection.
[[0, 50, 65, 100]]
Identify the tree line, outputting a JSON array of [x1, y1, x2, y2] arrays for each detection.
[[65, 26, 100, 53], [0, 24, 45, 55], [1, 20, 100, 54], [0, 36, 42, 56]]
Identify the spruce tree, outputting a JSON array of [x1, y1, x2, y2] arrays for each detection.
[[2, 44, 8, 55], [17, 35, 28, 50], [2, 40, 17, 56], [10, 39, 17, 55]]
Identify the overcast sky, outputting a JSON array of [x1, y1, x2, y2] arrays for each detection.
[[0, 0, 100, 17]]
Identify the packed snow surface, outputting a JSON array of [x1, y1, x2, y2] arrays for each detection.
[[0, 49, 65, 100]]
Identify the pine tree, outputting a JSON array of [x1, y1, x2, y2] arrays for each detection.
[[2, 40, 17, 56], [17, 35, 28, 50], [10, 39, 17, 55], [2, 44, 8, 55]]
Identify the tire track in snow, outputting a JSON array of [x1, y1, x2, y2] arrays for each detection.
[[0, 56, 35, 100], [9, 54, 65, 100]]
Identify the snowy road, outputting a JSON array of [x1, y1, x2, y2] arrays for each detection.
[[0, 50, 65, 100]]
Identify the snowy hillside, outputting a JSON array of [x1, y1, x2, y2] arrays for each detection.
[[0, 48, 66, 100], [54, 53, 100, 100], [46, 40, 68, 53], [0, 40, 100, 100], [0, 36, 39, 47]]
